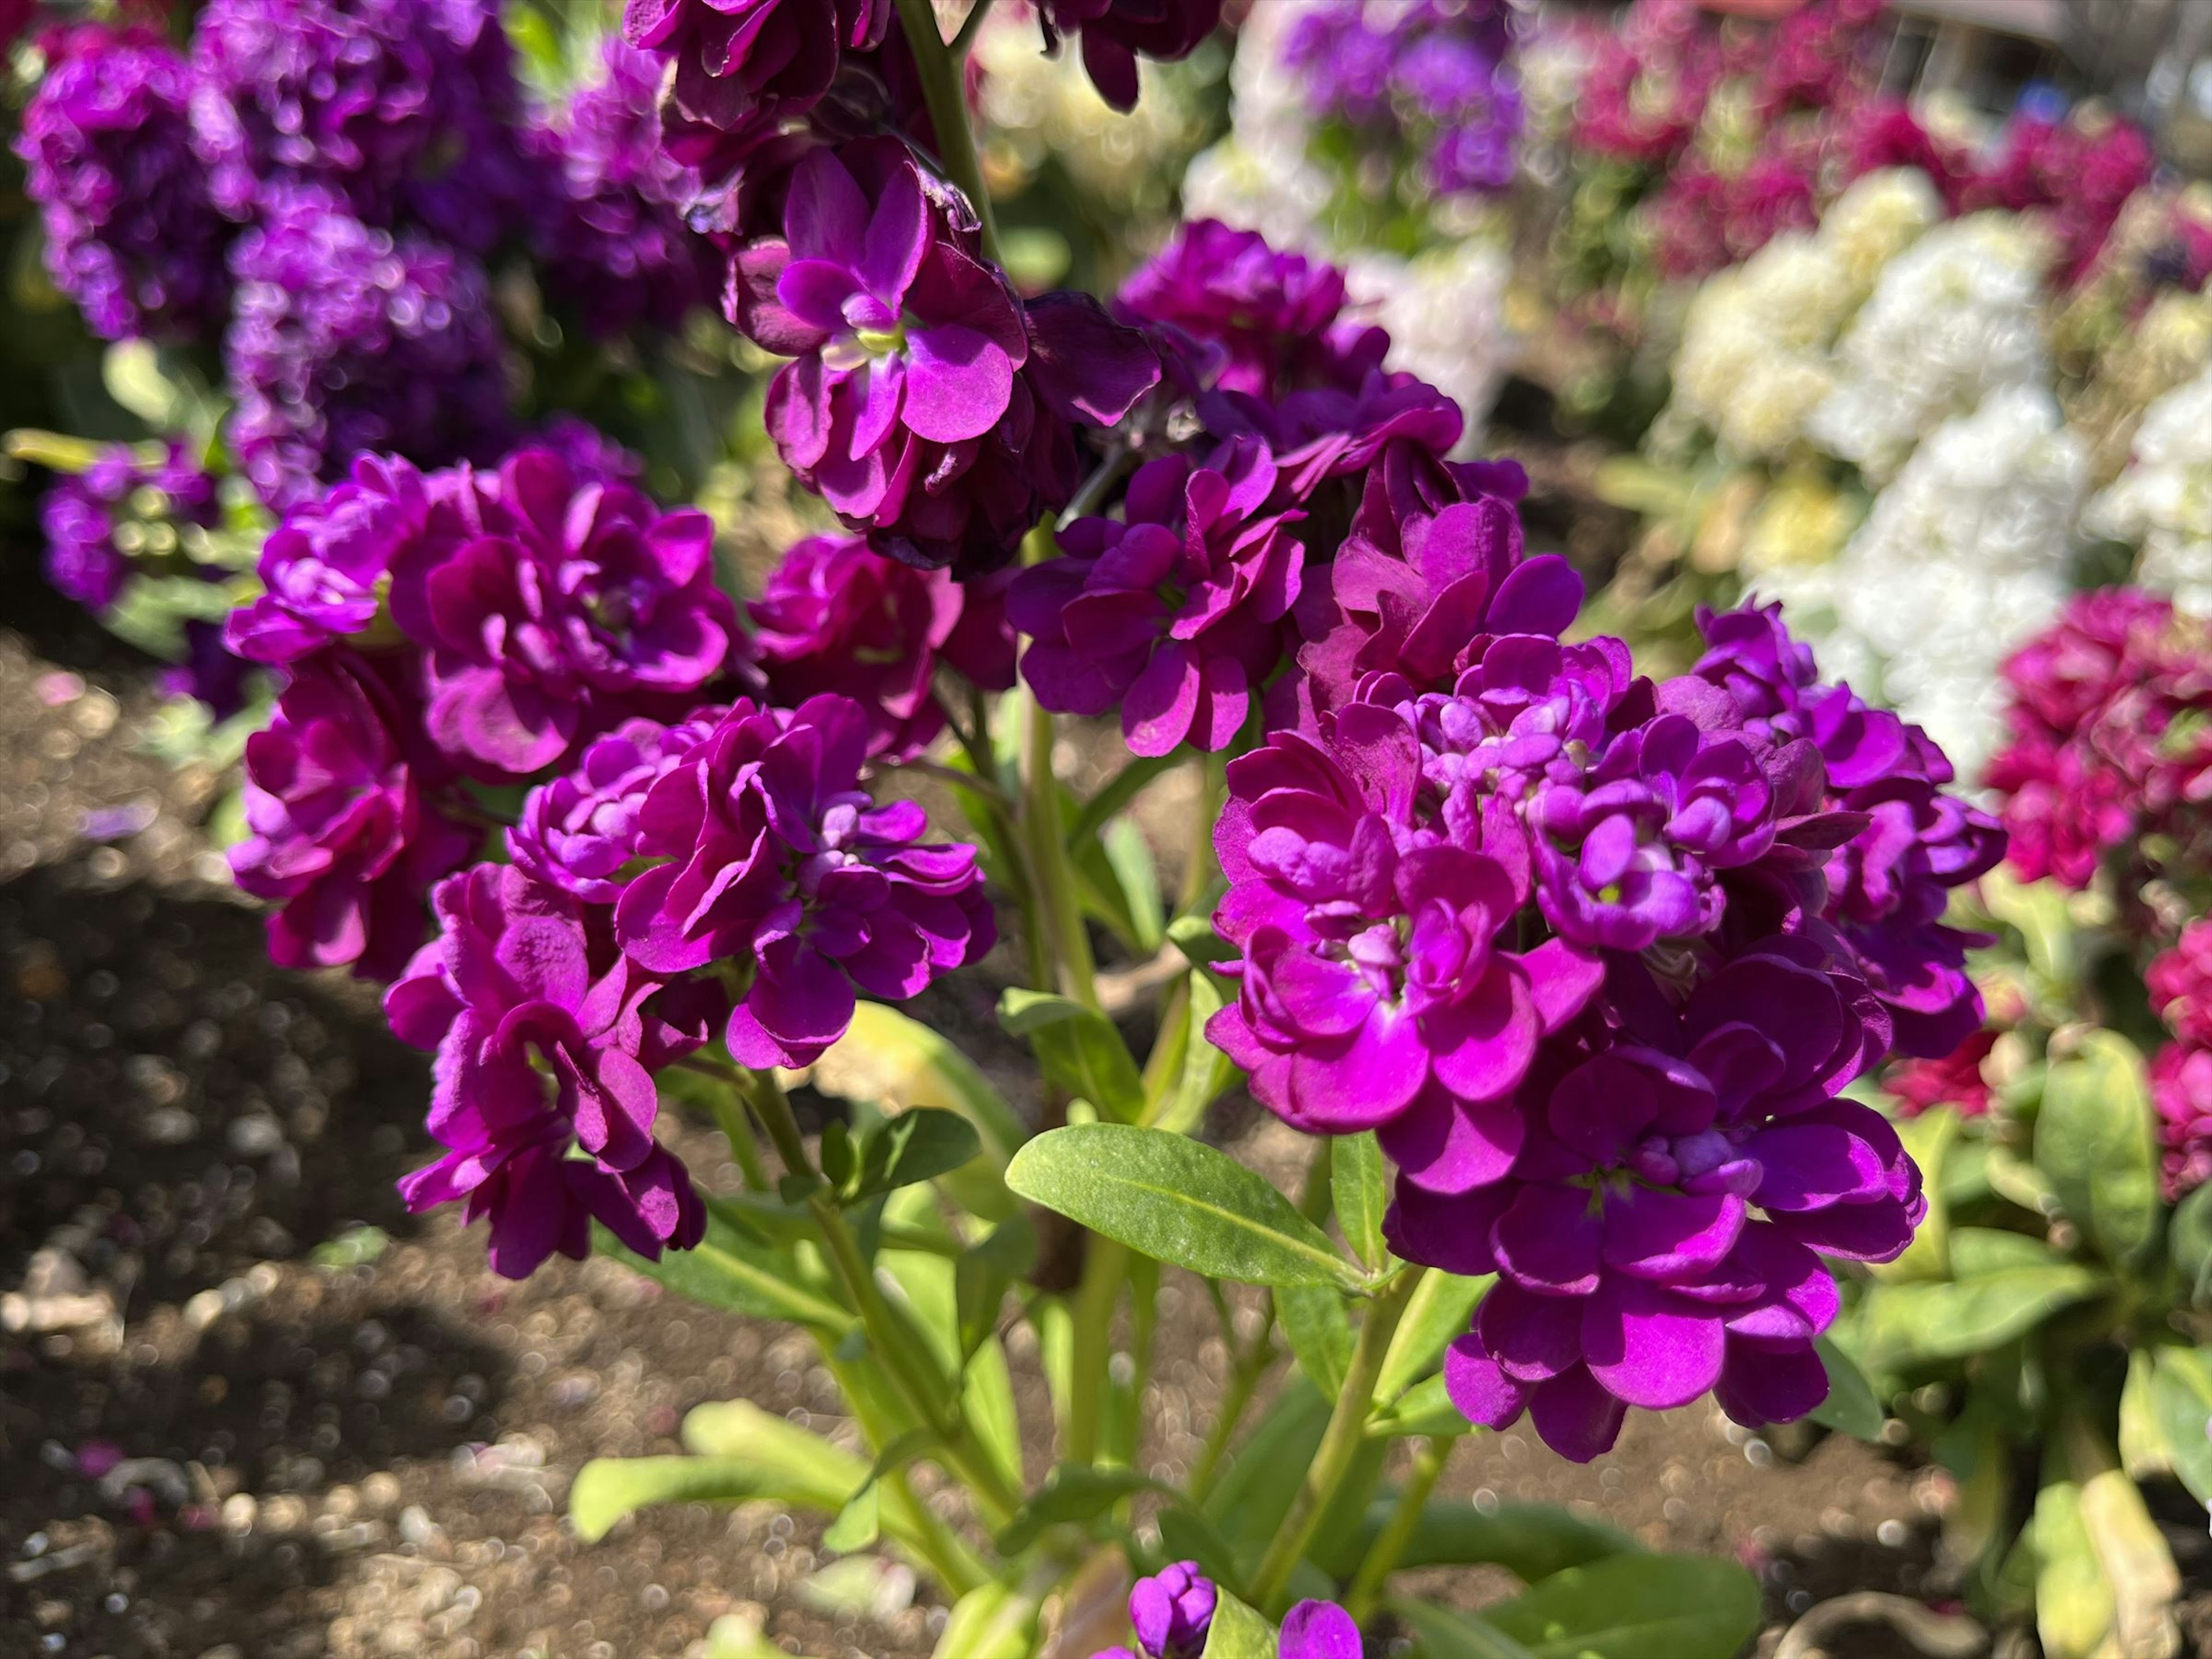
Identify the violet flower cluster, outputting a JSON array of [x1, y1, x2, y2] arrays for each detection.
[[2152, 923, 2212, 1198], [1205, 531, 1996, 1453], [15, 27, 230, 342], [1281, 0, 1524, 198], [1090, 1566, 1359, 1659], [39, 442, 221, 615]]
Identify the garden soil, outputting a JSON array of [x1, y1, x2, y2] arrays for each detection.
[[3, 597, 2209, 1659]]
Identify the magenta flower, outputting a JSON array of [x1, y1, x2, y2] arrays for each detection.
[[230, 650, 475, 979], [1128, 1562, 1215, 1659], [2156, 1041, 2212, 1202], [751, 533, 1016, 760], [510, 710, 727, 904], [225, 453, 448, 664], [2152, 921, 2212, 1049], [1207, 701, 1603, 1161], [1012, 441, 1301, 756], [388, 448, 737, 777], [1037, 0, 1222, 111], [622, 0, 890, 131], [615, 695, 995, 1067], [40, 441, 221, 615], [1278, 1602, 1362, 1659], [387, 864, 717, 1277], [735, 139, 1156, 573], [1394, 940, 1915, 1461]]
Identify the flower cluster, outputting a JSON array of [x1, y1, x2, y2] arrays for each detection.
[[2149, 910, 2212, 1204], [1280, 0, 1523, 200], [39, 442, 221, 614], [16, 27, 229, 342], [1984, 590, 2212, 891], [1090, 1565, 1354, 1659], [2083, 363, 2212, 619], [1755, 385, 2086, 779], [1211, 589, 1994, 1456], [1961, 104, 2156, 289]]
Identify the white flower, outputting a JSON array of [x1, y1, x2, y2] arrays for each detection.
[[1808, 212, 2054, 484], [2084, 363, 2212, 616], [1755, 386, 2086, 775]]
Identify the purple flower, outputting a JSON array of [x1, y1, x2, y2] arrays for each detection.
[[532, 38, 719, 337], [615, 695, 996, 1067], [1037, 0, 1224, 112], [162, 620, 255, 722], [225, 453, 451, 664], [386, 863, 717, 1278], [1118, 221, 1383, 403], [1011, 441, 1301, 756], [734, 140, 1157, 573], [622, 0, 890, 133], [509, 710, 726, 904], [230, 650, 476, 979], [189, 0, 532, 251], [1127, 1562, 1214, 1659], [40, 442, 220, 614], [17, 26, 229, 342], [386, 447, 737, 777], [1692, 603, 2004, 1056], [1295, 442, 1567, 723], [751, 533, 1015, 761], [1393, 940, 1915, 1461], [224, 187, 511, 510], [1207, 700, 1603, 1159], [1278, 1602, 1362, 1659]]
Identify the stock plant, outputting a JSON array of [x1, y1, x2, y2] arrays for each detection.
[[1836, 590, 2212, 1659]]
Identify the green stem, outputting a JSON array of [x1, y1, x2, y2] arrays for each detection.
[[745, 1066, 815, 1181], [1248, 1267, 1425, 1615], [1021, 680, 1101, 1008], [894, 0, 1001, 261], [1343, 1433, 1460, 1622], [950, 0, 997, 56], [1189, 1298, 1276, 1503], [1065, 1236, 1127, 1465], [710, 1090, 770, 1192], [1181, 749, 1227, 912], [821, 1351, 990, 1595]]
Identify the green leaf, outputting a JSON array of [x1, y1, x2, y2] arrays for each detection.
[[1392, 1600, 1542, 1659], [2032, 1479, 2114, 1659], [1167, 913, 1235, 967], [1198, 1589, 1278, 1659], [1154, 967, 1238, 1135], [932, 1582, 1038, 1659], [998, 990, 1146, 1123], [1479, 1553, 1760, 1659], [2150, 1347, 2212, 1507], [1367, 1372, 1465, 1440], [1321, 1499, 1633, 1584], [2168, 1183, 2212, 1308], [1806, 1335, 1886, 1441], [2118, 1349, 2169, 1480], [993, 1465, 1165, 1555], [850, 1108, 982, 1201], [1006, 1124, 1363, 1289], [592, 1216, 853, 1335], [2037, 1031, 2160, 1266], [1102, 816, 1165, 955], [1948, 1226, 2057, 1278], [808, 1001, 1028, 1164], [1332, 1133, 1388, 1271], [1071, 752, 1181, 847], [1377, 1272, 1490, 1404], [1878, 1105, 1959, 1281], [570, 1456, 782, 1543], [820, 1119, 858, 1192], [823, 1479, 879, 1552], [1278, 1283, 1354, 1396], [1854, 1265, 2106, 1370], [1206, 1378, 1330, 1548]]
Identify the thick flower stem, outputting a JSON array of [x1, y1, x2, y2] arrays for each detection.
[[1248, 1266, 1425, 1615], [1343, 1432, 1460, 1622], [1023, 688, 1102, 1009], [895, 0, 1002, 263]]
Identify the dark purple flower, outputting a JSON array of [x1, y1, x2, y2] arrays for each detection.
[[40, 441, 221, 614], [387, 863, 716, 1278], [532, 38, 719, 336], [387, 447, 737, 777], [616, 694, 995, 1066], [230, 650, 475, 979], [1394, 941, 1914, 1461], [509, 709, 727, 904], [1127, 1562, 1215, 1659], [1692, 603, 2005, 1057], [2156, 1041, 2212, 1202], [1037, 0, 1224, 113], [225, 453, 452, 664], [162, 620, 256, 721], [224, 187, 512, 510], [1207, 700, 1603, 1158], [1012, 441, 1301, 756], [623, 0, 890, 132], [189, 0, 532, 251], [734, 139, 1156, 572], [751, 532, 1014, 760], [17, 26, 229, 342], [1278, 1601, 1362, 1659]]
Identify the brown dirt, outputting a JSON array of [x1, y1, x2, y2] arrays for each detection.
[[5, 611, 2211, 1659]]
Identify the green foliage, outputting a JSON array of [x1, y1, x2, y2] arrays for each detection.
[[2036, 1032, 2160, 1267], [1407, 1554, 1759, 1659], [1331, 1134, 1389, 1272], [999, 990, 1146, 1122]]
